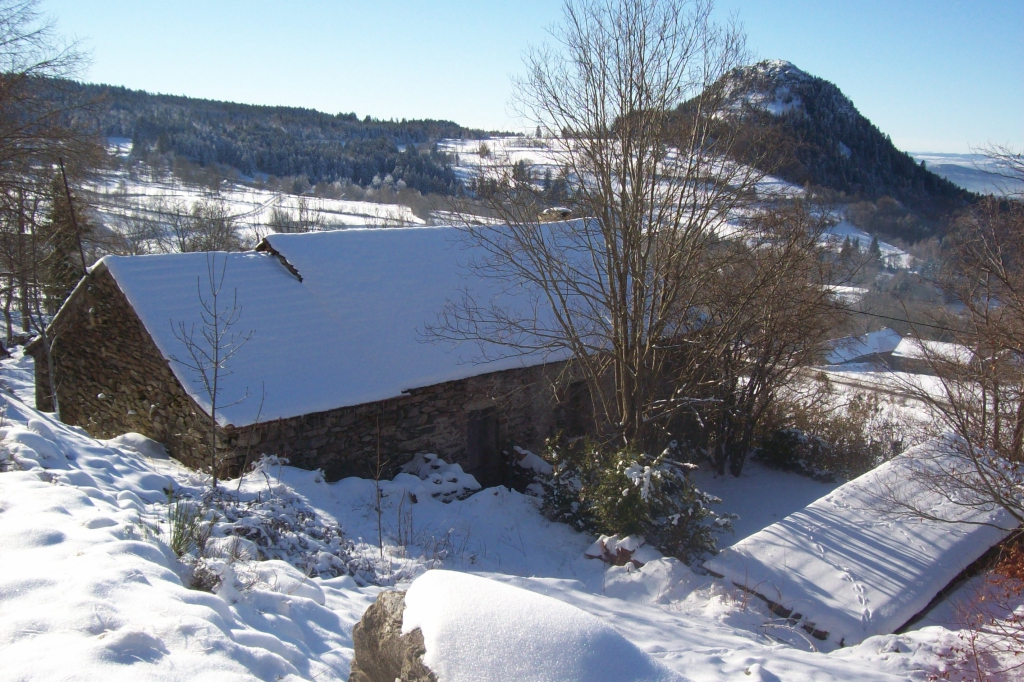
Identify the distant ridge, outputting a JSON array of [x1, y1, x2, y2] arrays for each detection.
[[58, 80, 496, 194]]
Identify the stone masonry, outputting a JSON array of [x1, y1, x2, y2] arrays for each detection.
[[31, 265, 221, 473], [32, 264, 582, 481]]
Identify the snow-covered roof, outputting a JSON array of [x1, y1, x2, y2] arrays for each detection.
[[703, 440, 1015, 648], [99, 226, 564, 427], [824, 327, 902, 364], [892, 338, 974, 366]]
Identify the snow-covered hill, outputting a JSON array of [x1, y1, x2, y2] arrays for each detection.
[[85, 170, 425, 250], [910, 152, 1024, 196], [440, 135, 914, 269], [713, 59, 970, 214]]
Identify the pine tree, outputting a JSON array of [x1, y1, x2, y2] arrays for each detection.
[[839, 235, 854, 260], [39, 175, 93, 312], [868, 235, 882, 264]]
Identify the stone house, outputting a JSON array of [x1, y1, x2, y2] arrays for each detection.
[[29, 226, 589, 484]]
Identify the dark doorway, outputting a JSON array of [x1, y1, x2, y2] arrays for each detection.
[[466, 408, 502, 487], [564, 381, 592, 437]]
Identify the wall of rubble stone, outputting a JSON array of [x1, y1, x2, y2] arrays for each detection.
[[34, 266, 220, 472], [35, 266, 581, 481], [228, 361, 574, 482]]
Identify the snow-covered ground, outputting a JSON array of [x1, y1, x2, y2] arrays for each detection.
[[0, 349, 996, 680], [692, 460, 841, 542], [89, 177, 423, 229], [85, 147, 427, 251], [441, 136, 913, 269], [824, 219, 912, 269]]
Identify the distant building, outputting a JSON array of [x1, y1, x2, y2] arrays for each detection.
[[889, 338, 976, 374], [823, 328, 902, 366], [823, 328, 974, 375], [28, 227, 590, 483]]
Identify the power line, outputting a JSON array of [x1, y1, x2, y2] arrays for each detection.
[[832, 305, 963, 334]]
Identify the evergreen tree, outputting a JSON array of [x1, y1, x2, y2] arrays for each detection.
[[868, 235, 882, 264], [839, 235, 854, 260], [512, 159, 532, 184], [39, 175, 93, 312]]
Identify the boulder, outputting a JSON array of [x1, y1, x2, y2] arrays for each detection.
[[349, 590, 437, 682]]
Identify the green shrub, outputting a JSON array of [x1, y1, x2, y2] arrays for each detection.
[[756, 428, 835, 480], [541, 438, 733, 564], [167, 498, 212, 558]]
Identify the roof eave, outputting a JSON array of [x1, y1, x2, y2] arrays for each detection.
[[26, 260, 109, 354]]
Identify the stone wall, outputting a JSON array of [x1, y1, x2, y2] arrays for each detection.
[[227, 361, 575, 482], [33, 265, 220, 472], [35, 266, 583, 482]]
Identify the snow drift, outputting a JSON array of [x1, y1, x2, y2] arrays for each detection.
[[402, 570, 687, 682]]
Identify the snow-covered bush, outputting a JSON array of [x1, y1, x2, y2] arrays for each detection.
[[956, 542, 1024, 678], [158, 455, 373, 590], [541, 438, 733, 564], [502, 445, 551, 496], [205, 485, 359, 579], [399, 452, 481, 502]]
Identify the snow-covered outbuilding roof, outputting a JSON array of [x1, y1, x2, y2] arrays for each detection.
[[703, 440, 1015, 648], [892, 338, 975, 366], [824, 327, 902, 365], [96, 226, 564, 428]]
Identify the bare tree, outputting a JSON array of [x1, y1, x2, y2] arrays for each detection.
[[266, 196, 325, 234], [0, 0, 102, 342], [181, 199, 244, 252], [696, 200, 842, 474], [170, 253, 254, 488], [0, 0, 99, 197], [886, 151, 1024, 529], [980, 143, 1024, 198], [433, 0, 819, 457]]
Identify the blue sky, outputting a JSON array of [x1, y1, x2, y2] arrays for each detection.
[[41, 0, 1022, 153]]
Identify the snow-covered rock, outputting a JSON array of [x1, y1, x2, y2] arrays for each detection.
[[349, 590, 436, 682], [514, 445, 553, 476], [398, 452, 481, 501], [603, 558, 695, 605], [586, 533, 660, 567], [402, 570, 687, 681]]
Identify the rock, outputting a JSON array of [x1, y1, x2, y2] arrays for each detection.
[[349, 590, 437, 682], [584, 534, 657, 567]]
